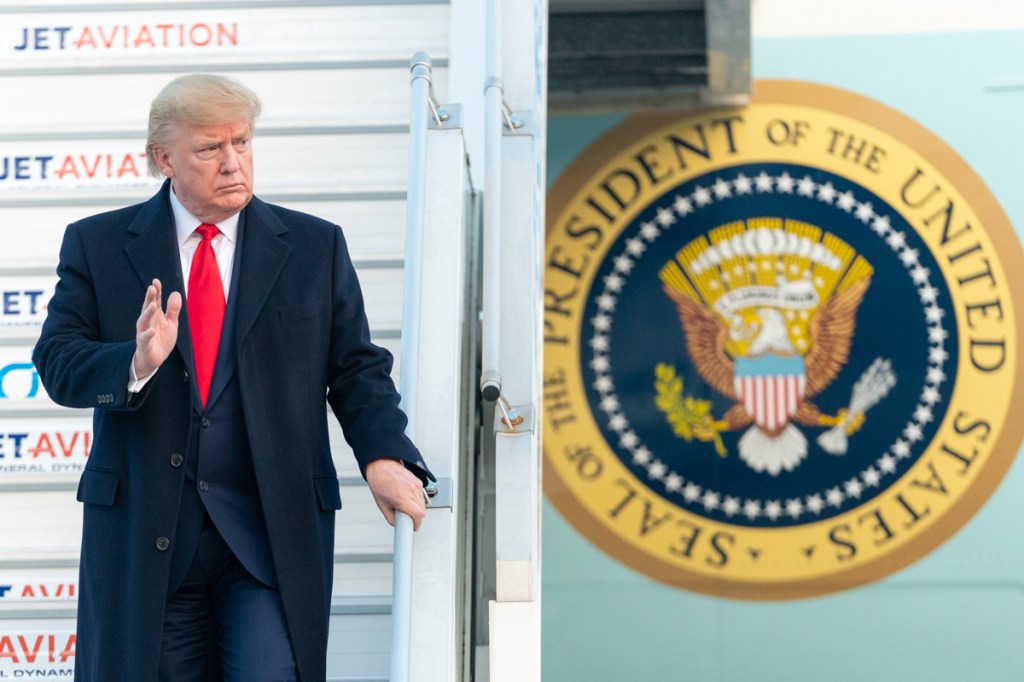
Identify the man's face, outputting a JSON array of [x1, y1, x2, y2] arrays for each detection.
[[153, 120, 254, 224]]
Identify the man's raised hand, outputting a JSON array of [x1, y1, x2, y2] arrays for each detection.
[[134, 279, 182, 379]]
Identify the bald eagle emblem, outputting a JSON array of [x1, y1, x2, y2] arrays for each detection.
[[656, 218, 896, 476]]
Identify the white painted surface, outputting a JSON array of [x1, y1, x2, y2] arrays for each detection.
[[488, 600, 540, 682], [447, 0, 487, 188], [481, 1, 552, 675], [0, 6, 449, 68], [0, 1, 454, 678], [0, 132, 410, 198], [0, 624, 77, 678], [0, 416, 92, 477], [0, 570, 78, 602], [0, 346, 55, 411], [752, 0, 1024, 37], [0, 68, 448, 134], [406, 123, 471, 682], [0, 276, 55, 338], [483, 2, 545, 678]]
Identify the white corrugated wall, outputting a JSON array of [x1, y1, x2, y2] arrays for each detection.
[[0, 2, 450, 679]]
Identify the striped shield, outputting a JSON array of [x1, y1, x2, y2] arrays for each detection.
[[733, 354, 806, 432]]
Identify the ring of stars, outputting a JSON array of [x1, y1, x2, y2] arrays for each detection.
[[588, 168, 951, 524]]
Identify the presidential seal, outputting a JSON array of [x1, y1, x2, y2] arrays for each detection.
[[543, 81, 1024, 599]]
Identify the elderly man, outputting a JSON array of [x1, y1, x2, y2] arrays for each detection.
[[33, 73, 432, 681]]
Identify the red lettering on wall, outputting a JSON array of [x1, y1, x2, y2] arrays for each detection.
[[0, 635, 19, 662], [59, 634, 76, 662], [54, 156, 78, 179], [28, 433, 55, 459], [72, 26, 96, 49], [17, 635, 44, 664]]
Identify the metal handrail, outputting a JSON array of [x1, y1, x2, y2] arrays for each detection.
[[480, 0, 504, 405], [389, 51, 434, 682]]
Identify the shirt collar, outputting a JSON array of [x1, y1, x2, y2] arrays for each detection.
[[168, 184, 240, 247]]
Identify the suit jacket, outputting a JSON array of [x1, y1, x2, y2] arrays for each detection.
[[33, 181, 431, 681]]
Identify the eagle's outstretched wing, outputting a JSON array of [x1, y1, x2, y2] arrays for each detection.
[[663, 286, 736, 400], [803, 276, 871, 398]]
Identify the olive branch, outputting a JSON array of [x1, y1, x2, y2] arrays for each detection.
[[653, 363, 728, 457]]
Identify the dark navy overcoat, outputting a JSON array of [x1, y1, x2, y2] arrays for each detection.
[[33, 182, 427, 681]]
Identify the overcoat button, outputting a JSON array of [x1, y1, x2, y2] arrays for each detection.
[[183, 370, 189, 383], [170, 453, 183, 468], [198, 480, 209, 491], [201, 417, 212, 428], [156, 537, 170, 551]]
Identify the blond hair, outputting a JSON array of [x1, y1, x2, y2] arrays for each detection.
[[145, 73, 262, 178]]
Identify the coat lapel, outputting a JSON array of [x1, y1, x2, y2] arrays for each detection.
[[232, 196, 291, 356]]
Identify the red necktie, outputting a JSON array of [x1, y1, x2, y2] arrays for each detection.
[[188, 223, 225, 408]]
